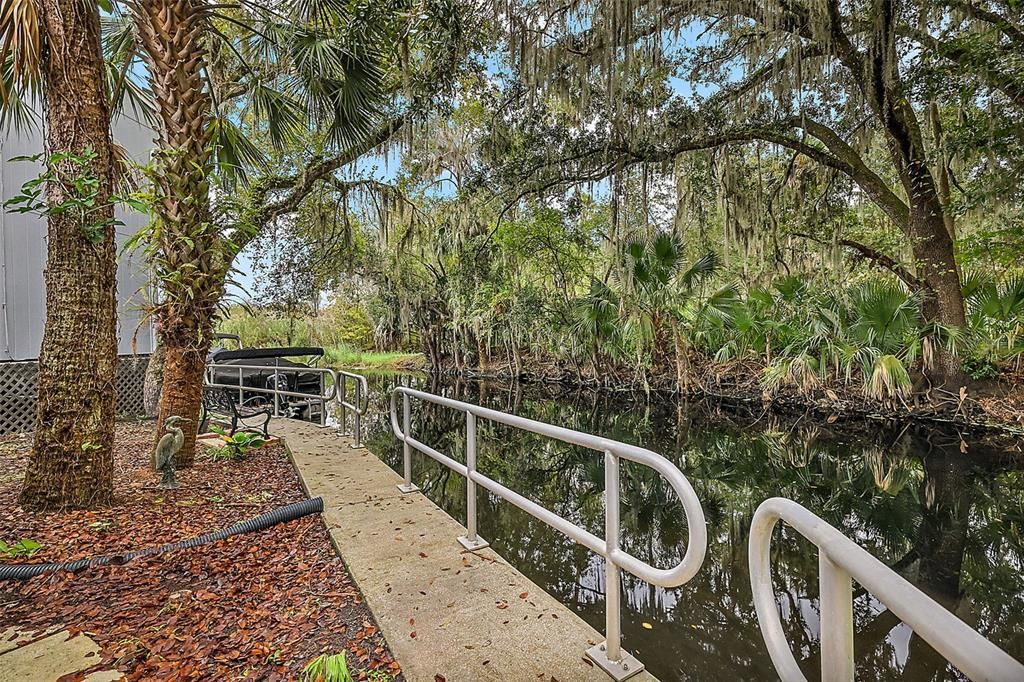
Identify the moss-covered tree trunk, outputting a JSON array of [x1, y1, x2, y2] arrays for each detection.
[[19, 0, 118, 511]]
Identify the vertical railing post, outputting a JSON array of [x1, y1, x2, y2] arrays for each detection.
[[237, 366, 243, 405], [397, 391, 419, 493], [351, 379, 362, 448], [819, 552, 855, 682], [319, 372, 326, 426], [272, 359, 280, 417], [339, 377, 348, 435], [457, 411, 488, 550], [586, 449, 643, 681], [604, 449, 622, 662]]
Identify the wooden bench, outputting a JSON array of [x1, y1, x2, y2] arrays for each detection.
[[199, 386, 272, 437]]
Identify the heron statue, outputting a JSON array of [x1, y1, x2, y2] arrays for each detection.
[[154, 415, 189, 489]]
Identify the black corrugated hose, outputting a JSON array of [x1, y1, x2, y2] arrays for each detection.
[[0, 496, 324, 581]]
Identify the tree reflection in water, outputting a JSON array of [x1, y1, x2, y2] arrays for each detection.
[[361, 372, 1024, 681]]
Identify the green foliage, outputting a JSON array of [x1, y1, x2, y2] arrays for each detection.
[[209, 427, 266, 459], [301, 652, 352, 682], [218, 304, 375, 351], [0, 538, 41, 559], [963, 359, 1000, 381], [2, 148, 135, 243]]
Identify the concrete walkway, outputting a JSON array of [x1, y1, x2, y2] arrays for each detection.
[[273, 418, 656, 682], [0, 628, 121, 682]]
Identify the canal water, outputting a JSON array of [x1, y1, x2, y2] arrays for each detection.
[[351, 371, 1023, 681]]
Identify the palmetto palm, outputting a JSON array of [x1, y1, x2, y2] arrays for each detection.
[[103, 0, 391, 462], [612, 233, 733, 390], [964, 272, 1024, 366], [570, 278, 621, 373], [758, 280, 933, 403]]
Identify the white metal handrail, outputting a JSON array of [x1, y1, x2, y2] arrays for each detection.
[[336, 369, 369, 447], [390, 385, 707, 681], [749, 497, 1024, 682]]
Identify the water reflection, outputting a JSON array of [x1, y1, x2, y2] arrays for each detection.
[[360, 372, 1024, 681]]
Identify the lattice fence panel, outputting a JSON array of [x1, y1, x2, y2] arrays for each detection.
[[0, 355, 150, 434], [116, 356, 149, 417], [0, 362, 39, 434]]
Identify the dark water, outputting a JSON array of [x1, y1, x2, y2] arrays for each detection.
[[355, 372, 1024, 681]]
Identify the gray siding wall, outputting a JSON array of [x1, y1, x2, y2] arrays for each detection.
[[1, 113, 156, 360]]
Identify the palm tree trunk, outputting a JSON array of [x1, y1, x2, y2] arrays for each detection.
[[143, 343, 165, 417], [19, 0, 118, 511], [131, 0, 220, 465], [155, 342, 207, 467]]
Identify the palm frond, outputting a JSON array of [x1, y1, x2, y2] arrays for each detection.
[[866, 354, 911, 402], [0, 54, 37, 130], [102, 13, 155, 121], [244, 80, 305, 148], [208, 113, 268, 182], [677, 251, 719, 290], [0, 0, 41, 106]]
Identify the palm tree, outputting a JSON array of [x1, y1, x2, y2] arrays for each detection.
[[1, 0, 119, 509], [612, 233, 733, 391], [106, 0, 394, 463]]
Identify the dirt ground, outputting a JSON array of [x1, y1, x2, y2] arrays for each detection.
[[0, 423, 401, 681]]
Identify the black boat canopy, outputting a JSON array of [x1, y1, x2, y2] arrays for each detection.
[[210, 347, 324, 362]]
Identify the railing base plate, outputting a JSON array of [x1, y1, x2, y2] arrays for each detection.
[[397, 483, 420, 493], [585, 643, 644, 682], [457, 535, 490, 551]]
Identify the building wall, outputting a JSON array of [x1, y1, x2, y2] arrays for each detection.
[[0, 112, 156, 361]]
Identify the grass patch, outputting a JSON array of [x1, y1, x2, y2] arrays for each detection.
[[322, 346, 424, 370]]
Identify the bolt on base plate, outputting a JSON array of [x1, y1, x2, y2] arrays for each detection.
[[585, 643, 644, 682], [397, 483, 420, 493], [457, 535, 490, 551]]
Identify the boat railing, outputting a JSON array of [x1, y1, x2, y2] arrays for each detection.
[[204, 362, 339, 421], [204, 361, 370, 444], [389, 385, 707, 681]]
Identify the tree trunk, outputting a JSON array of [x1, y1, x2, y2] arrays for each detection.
[[143, 343, 165, 417], [155, 342, 207, 466], [671, 320, 690, 394], [476, 335, 489, 371], [132, 0, 218, 463], [19, 0, 118, 511], [906, 201, 968, 388], [867, 0, 968, 390]]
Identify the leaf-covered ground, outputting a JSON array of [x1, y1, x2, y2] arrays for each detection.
[[0, 423, 402, 681]]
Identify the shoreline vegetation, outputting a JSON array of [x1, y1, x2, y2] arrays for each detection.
[[343, 353, 1024, 436], [219, 300, 1022, 433], [460, 360, 1019, 436]]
